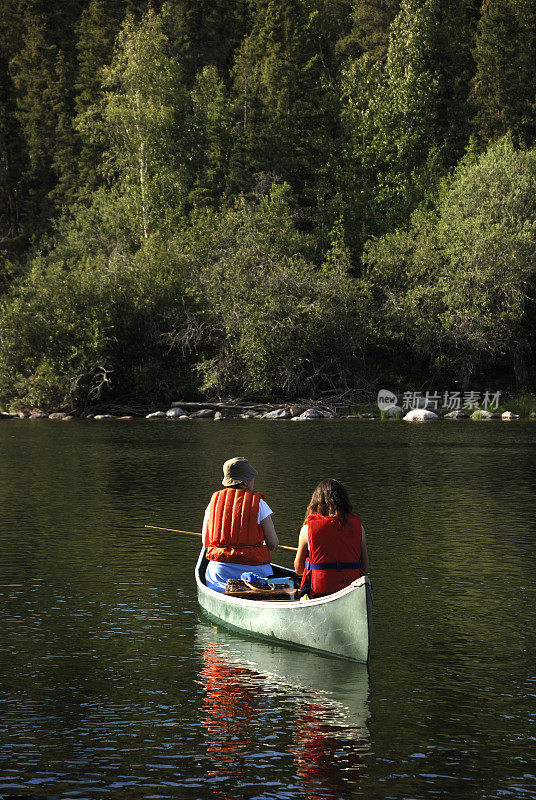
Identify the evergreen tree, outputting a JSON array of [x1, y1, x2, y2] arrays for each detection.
[[74, 0, 138, 191], [434, 0, 480, 164], [164, 0, 251, 85], [49, 50, 79, 203], [9, 6, 61, 230], [0, 86, 26, 262], [337, 0, 400, 62], [340, 0, 442, 246], [230, 0, 345, 222], [188, 66, 233, 206], [0, 0, 26, 256], [472, 0, 536, 146], [340, 0, 476, 251], [43, 0, 87, 58], [1, 0, 89, 243], [76, 0, 138, 115]]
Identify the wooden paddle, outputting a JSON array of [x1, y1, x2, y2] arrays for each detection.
[[144, 524, 297, 552]]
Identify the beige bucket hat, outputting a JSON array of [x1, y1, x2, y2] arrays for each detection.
[[222, 457, 258, 487]]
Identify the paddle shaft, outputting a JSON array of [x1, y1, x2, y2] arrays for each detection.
[[144, 524, 298, 553]]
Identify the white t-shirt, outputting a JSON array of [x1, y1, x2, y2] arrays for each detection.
[[203, 498, 272, 530]]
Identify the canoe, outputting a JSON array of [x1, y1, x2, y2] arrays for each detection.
[[195, 548, 373, 663]]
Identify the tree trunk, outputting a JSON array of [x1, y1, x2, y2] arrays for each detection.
[[513, 341, 529, 389]]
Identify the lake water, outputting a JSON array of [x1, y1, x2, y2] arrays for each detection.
[[1, 418, 535, 799]]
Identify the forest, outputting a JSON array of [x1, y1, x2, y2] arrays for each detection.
[[1, 0, 536, 410]]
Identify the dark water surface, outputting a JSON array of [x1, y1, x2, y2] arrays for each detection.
[[1, 419, 535, 800]]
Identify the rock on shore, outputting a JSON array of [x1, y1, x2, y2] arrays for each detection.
[[263, 409, 291, 419], [403, 409, 438, 421], [189, 408, 215, 418], [166, 408, 186, 417], [385, 405, 404, 417], [300, 408, 324, 419]]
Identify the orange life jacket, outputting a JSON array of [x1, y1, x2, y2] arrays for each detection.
[[206, 488, 270, 566], [298, 513, 362, 597]]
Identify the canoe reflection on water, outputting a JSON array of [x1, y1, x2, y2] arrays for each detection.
[[196, 621, 370, 798]]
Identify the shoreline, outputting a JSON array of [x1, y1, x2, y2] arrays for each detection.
[[2, 396, 536, 422]]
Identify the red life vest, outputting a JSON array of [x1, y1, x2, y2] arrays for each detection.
[[299, 513, 363, 597], [206, 488, 270, 566]]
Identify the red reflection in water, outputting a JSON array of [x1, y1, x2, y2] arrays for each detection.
[[199, 643, 264, 780], [199, 639, 369, 798], [291, 702, 368, 800]]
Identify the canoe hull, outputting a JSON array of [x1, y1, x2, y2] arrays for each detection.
[[195, 549, 372, 662]]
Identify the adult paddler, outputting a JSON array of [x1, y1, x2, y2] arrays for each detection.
[[201, 457, 279, 592], [294, 478, 369, 599]]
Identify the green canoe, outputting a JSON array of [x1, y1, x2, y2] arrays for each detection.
[[195, 549, 373, 663]]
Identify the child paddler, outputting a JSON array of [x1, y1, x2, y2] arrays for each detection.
[[294, 479, 369, 599], [201, 457, 279, 593]]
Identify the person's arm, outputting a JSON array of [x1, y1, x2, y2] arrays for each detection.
[[201, 507, 209, 546], [360, 524, 369, 573], [261, 514, 279, 549], [294, 525, 309, 575]]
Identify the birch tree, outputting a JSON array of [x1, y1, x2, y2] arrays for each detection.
[[101, 12, 187, 238]]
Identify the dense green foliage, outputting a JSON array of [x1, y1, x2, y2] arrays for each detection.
[[1, 0, 536, 408]]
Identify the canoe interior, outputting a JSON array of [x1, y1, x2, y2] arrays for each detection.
[[197, 550, 301, 590]]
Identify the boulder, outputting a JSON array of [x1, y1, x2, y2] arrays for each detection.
[[240, 412, 257, 419], [49, 412, 67, 420], [18, 412, 30, 418], [146, 411, 166, 418], [299, 408, 324, 419], [385, 405, 404, 418], [263, 408, 291, 419], [190, 408, 215, 418], [289, 405, 306, 418], [444, 409, 468, 419], [166, 407, 186, 417], [403, 409, 438, 421], [501, 411, 519, 420], [29, 412, 47, 419], [62, 415, 75, 421], [471, 409, 500, 419], [214, 411, 223, 420], [94, 414, 115, 420]]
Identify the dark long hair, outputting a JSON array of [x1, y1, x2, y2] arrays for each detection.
[[303, 479, 353, 524]]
